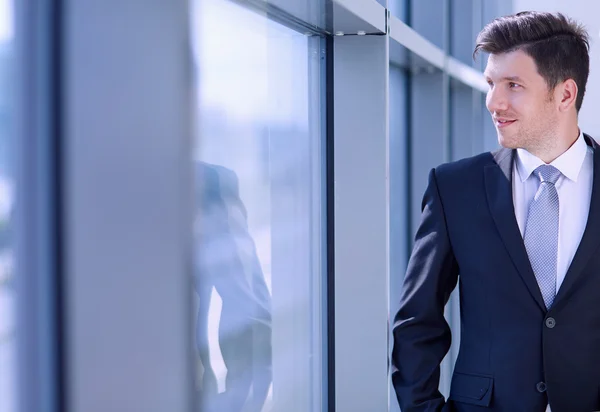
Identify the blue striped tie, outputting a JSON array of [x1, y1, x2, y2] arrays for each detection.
[[523, 164, 561, 309]]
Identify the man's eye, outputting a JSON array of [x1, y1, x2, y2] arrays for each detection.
[[509, 82, 521, 89]]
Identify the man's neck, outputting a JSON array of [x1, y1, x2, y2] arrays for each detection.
[[531, 126, 580, 164]]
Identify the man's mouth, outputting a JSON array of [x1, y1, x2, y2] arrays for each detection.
[[495, 119, 517, 128]]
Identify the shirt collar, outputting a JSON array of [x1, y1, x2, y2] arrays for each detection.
[[516, 130, 586, 183]]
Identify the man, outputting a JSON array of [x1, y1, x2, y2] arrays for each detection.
[[391, 11, 597, 412], [195, 161, 272, 412]]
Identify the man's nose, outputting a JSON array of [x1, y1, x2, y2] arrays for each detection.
[[486, 87, 509, 113]]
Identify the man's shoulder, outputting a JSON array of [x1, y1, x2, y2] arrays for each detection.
[[435, 150, 505, 178]]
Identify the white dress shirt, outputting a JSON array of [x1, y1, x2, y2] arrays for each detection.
[[511, 131, 593, 412]]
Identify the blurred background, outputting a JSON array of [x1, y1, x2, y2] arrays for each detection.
[[0, 0, 597, 411]]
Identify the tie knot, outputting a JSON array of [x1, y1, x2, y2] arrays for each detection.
[[534, 164, 561, 185]]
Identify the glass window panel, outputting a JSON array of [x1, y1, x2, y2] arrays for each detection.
[[450, 80, 479, 160], [408, 65, 455, 398], [192, 0, 327, 411], [389, 0, 408, 22], [409, 66, 446, 233], [0, 0, 14, 411], [449, 0, 478, 66], [481, 91, 499, 152], [410, 0, 446, 50]]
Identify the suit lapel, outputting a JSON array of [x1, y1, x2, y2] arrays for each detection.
[[484, 148, 547, 312], [553, 134, 600, 308]]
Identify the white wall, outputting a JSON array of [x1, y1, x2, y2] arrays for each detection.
[[513, 0, 600, 139]]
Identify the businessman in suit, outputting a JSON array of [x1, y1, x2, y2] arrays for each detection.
[[392, 12, 597, 412], [194, 161, 272, 412]]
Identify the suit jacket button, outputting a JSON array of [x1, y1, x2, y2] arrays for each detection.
[[545, 317, 556, 328], [536, 382, 547, 393]]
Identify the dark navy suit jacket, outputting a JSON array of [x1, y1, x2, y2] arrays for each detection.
[[392, 134, 600, 412]]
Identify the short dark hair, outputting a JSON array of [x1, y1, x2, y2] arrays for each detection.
[[474, 11, 590, 111]]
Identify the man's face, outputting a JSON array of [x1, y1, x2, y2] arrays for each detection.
[[484, 49, 559, 152]]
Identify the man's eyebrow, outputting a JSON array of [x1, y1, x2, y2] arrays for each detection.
[[484, 74, 525, 82], [502, 76, 525, 82]]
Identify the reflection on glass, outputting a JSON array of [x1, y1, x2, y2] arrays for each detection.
[[195, 161, 273, 411], [192, 0, 326, 411], [388, 0, 408, 22], [0, 0, 14, 411]]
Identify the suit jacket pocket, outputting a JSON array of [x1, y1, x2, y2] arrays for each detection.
[[448, 372, 493, 407]]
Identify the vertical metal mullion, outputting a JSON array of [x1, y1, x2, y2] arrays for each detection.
[[334, 33, 389, 412], [325, 33, 335, 412], [64, 1, 194, 411], [310, 34, 329, 412], [14, 1, 64, 412], [442, 0, 450, 164], [440, 0, 462, 400], [51, 0, 67, 409]]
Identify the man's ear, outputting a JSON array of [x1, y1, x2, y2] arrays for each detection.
[[556, 79, 578, 112]]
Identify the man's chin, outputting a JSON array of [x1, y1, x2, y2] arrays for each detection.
[[497, 133, 519, 149], [499, 141, 519, 149]]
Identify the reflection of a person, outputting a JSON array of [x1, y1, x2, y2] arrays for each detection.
[[0, 176, 13, 286], [194, 161, 272, 412], [0, 176, 12, 252]]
